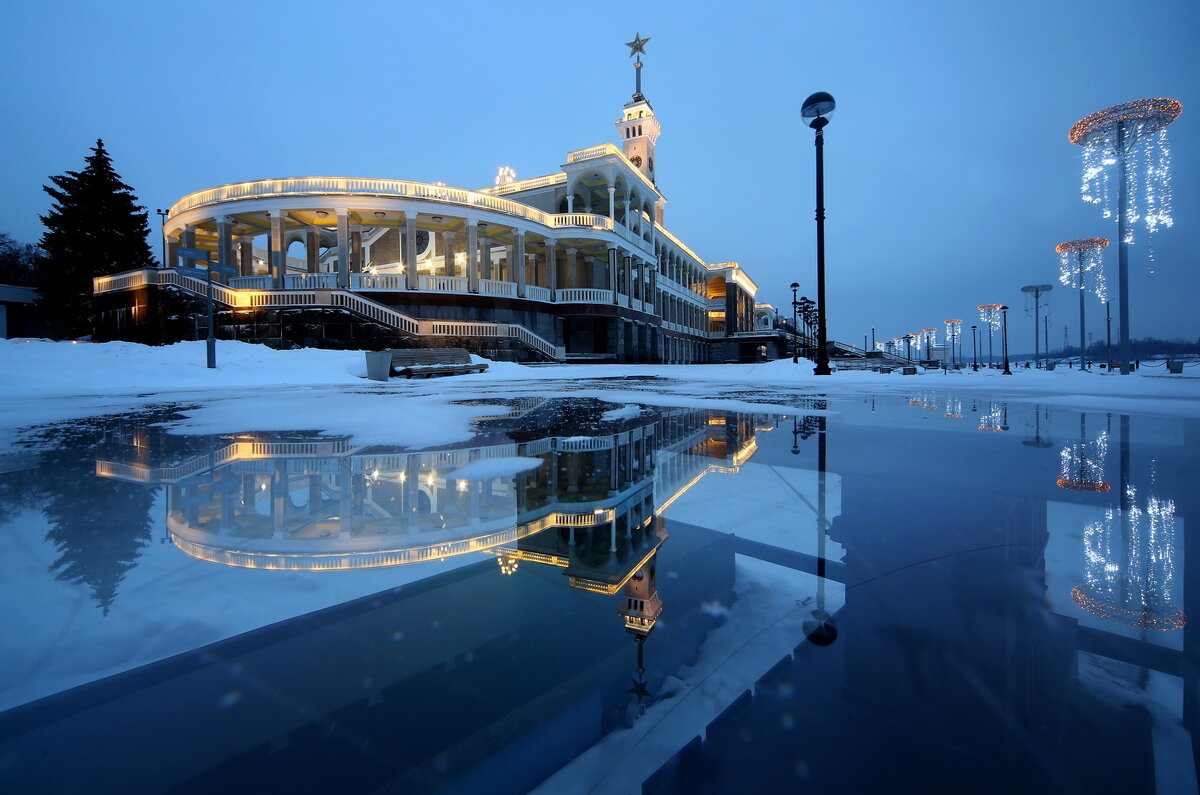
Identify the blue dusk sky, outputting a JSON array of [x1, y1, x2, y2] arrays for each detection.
[[1, 0, 1196, 353]]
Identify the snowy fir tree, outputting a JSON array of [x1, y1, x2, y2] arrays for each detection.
[[38, 139, 154, 337]]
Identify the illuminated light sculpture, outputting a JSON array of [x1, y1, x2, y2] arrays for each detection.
[[1056, 238, 1109, 370], [977, 306, 1002, 367], [1069, 98, 1182, 375], [922, 328, 937, 362], [943, 396, 963, 419], [1056, 424, 1112, 493], [874, 341, 888, 353], [1070, 483, 1185, 631], [494, 165, 517, 186], [944, 320, 963, 368], [893, 337, 906, 360]]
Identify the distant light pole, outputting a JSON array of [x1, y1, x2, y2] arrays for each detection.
[[790, 282, 800, 363], [871, 326, 875, 349], [801, 91, 836, 376], [1105, 301, 1113, 371], [971, 325, 979, 371], [155, 209, 169, 268], [1020, 284, 1054, 369], [1056, 238, 1109, 371], [904, 334, 913, 361], [1000, 305, 1012, 375]]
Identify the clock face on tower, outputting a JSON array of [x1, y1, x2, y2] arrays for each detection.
[[631, 155, 643, 168]]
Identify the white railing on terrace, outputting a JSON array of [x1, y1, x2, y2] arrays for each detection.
[[419, 274, 469, 293], [566, 144, 662, 200], [480, 279, 516, 297], [167, 177, 637, 240], [525, 285, 552, 302], [352, 274, 405, 290], [229, 275, 273, 289], [286, 273, 338, 289], [557, 288, 612, 303], [328, 291, 419, 334], [551, 213, 612, 231], [480, 173, 566, 196]]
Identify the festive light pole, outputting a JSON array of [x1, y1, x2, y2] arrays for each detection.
[[971, 324, 978, 371], [923, 328, 936, 364], [802, 91, 836, 376], [1069, 98, 1182, 375], [944, 320, 962, 369], [1056, 238, 1109, 371], [977, 305, 1002, 367], [155, 209, 169, 268], [1019, 285, 1054, 369], [1000, 306, 1012, 375]]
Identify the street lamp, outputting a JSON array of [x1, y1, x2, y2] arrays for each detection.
[[155, 208, 169, 268], [790, 282, 800, 363], [971, 324, 978, 371], [801, 91, 836, 376], [1000, 305, 1012, 375], [1020, 284, 1054, 369]]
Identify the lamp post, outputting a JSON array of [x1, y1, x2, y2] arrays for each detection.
[[1105, 301, 1113, 371], [904, 334, 913, 361], [790, 282, 800, 363], [155, 208, 169, 268], [871, 326, 875, 349], [1020, 285, 1054, 369], [801, 91, 836, 376], [971, 325, 978, 371], [1000, 305, 1012, 375]]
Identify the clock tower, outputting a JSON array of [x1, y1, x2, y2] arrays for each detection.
[[616, 33, 661, 185]]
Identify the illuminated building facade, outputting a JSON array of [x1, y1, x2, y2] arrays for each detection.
[[92, 48, 784, 363]]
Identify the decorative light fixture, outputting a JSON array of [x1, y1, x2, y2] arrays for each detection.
[[1069, 97, 1182, 375], [374, 211, 386, 218]]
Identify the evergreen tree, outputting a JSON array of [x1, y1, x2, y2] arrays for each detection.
[[38, 139, 155, 337]]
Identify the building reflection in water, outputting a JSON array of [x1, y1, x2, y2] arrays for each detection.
[[95, 400, 773, 683]]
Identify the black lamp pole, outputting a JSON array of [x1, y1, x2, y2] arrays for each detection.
[[790, 282, 800, 363], [971, 325, 978, 371], [155, 209, 169, 268], [802, 91, 835, 376], [1001, 306, 1012, 375]]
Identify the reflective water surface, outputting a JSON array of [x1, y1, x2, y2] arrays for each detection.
[[0, 391, 1194, 793]]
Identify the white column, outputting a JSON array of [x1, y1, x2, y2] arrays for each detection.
[[466, 221, 479, 293], [607, 185, 616, 219], [238, 236, 254, 276], [306, 227, 320, 274], [479, 225, 492, 281], [216, 216, 233, 284], [403, 213, 418, 290], [443, 231, 457, 277], [334, 209, 350, 290], [546, 239, 557, 297], [514, 229, 526, 298], [609, 249, 619, 304], [270, 210, 287, 288]]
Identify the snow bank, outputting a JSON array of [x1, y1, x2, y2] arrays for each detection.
[[447, 456, 543, 481]]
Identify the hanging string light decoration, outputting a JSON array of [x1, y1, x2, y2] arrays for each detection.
[[874, 341, 888, 353], [910, 333, 925, 355], [1070, 480, 1185, 631], [1070, 98, 1181, 240], [1056, 238, 1110, 302], [943, 397, 963, 419], [1056, 430, 1111, 492]]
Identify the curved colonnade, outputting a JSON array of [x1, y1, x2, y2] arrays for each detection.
[[157, 161, 723, 362]]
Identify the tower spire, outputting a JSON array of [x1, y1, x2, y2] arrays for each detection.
[[625, 32, 650, 101]]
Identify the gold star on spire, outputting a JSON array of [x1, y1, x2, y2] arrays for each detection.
[[625, 33, 650, 58]]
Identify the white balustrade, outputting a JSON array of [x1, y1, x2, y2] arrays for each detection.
[[419, 275, 469, 293], [285, 273, 338, 289], [229, 276, 273, 290], [555, 288, 613, 303], [524, 285, 552, 303], [479, 279, 516, 297], [352, 274, 406, 291]]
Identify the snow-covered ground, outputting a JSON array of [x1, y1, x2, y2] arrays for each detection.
[[2, 339, 1198, 438]]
